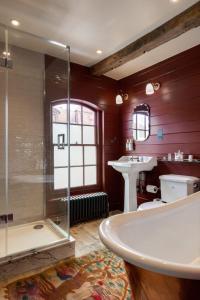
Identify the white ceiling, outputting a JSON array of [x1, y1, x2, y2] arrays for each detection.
[[0, 0, 199, 79]]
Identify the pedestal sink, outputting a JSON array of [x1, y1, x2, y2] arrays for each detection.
[[108, 156, 157, 212]]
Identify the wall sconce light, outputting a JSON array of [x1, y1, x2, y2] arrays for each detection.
[[145, 82, 160, 95], [116, 90, 128, 105]]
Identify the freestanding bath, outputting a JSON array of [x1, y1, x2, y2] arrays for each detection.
[[99, 191, 200, 300]]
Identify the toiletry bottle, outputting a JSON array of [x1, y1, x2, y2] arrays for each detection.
[[126, 139, 131, 152], [168, 153, 172, 161], [188, 154, 193, 162], [180, 151, 184, 161], [126, 139, 129, 151], [128, 139, 133, 151]]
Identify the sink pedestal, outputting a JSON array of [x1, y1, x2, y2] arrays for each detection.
[[122, 173, 138, 212], [108, 156, 157, 213]]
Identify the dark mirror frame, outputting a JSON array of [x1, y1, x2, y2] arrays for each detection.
[[132, 103, 150, 142]]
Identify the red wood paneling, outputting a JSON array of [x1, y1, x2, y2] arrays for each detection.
[[45, 45, 200, 211], [119, 45, 200, 203]]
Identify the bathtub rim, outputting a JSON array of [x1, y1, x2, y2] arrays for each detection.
[[99, 191, 200, 280]]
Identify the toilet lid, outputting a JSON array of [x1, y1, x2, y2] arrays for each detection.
[[138, 200, 165, 211]]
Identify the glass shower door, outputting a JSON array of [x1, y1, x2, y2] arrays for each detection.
[[3, 26, 70, 259], [45, 48, 70, 238]]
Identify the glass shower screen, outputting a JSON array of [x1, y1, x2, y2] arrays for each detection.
[[0, 24, 70, 262]]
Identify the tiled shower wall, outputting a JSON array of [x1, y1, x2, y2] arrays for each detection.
[[0, 45, 45, 224]]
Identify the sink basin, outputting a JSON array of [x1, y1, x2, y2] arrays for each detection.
[[108, 156, 157, 212], [108, 156, 157, 173]]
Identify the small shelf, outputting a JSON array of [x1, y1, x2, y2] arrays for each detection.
[[158, 159, 200, 164]]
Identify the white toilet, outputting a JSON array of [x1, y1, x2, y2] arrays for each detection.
[[138, 174, 199, 211]]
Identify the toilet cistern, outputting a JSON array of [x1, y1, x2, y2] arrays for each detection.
[[108, 156, 157, 212], [138, 174, 200, 211]]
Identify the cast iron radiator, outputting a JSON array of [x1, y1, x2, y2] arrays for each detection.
[[70, 192, 109, 226]]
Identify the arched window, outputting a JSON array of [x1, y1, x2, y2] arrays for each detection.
[[49, 100, 102, 195]]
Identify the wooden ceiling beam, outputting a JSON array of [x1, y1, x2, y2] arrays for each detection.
[[91, 1, 200, 76]]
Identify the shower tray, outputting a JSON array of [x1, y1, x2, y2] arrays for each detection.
[[0, 218, 75, 264]]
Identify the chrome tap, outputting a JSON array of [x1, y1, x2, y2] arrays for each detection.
[[130, 156, 139, 162]]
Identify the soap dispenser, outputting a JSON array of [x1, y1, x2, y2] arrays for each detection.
[[128, 139, 134, 151], [126, 139, 134, 151]]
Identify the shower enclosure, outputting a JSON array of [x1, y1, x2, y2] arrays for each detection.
[[0, 24, 73, 264]]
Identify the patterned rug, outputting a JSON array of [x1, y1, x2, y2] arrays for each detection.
[[1, 248, 133, 300]]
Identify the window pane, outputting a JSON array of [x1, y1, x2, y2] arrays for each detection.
[[84, 146, 96, 165], [137, 113, 145, 130], [71, 167, 83, 187], [85, 166, 97, 185], [70, 104, 81, 124], [70, 146, 83, 166], [70, 125, 82, 144], [53, 123, 67, 144], [83, 107, 95, 125], [83, 126, 95, 144], [54, 168, 68, 189], [52, 104, 67, 123], [54, 146, 68, 167]]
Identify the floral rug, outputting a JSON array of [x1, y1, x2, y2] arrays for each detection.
[[1, 248, 133, 300]]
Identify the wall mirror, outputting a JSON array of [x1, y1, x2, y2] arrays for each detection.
[[132, 103, 150, 141]]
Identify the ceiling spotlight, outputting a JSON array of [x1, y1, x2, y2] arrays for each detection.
[[170, 0, 179, 3], [11, 19, 20, 26], [96, 49, 102, 54], [145, 82, 160, 95]]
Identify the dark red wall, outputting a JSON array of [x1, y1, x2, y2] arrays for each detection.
[[45, 56, 123, 211], [70, 63, 124, 210], [119, 45, 200, 203], [45, 45, 200, 210]]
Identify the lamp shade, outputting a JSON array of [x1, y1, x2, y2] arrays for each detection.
[[116, 94, 123, 105], [146, 83, 154, 95]]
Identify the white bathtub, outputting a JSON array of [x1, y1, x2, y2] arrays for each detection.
[[99, 191, 200, 279]]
